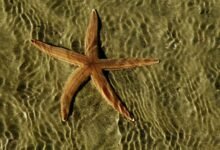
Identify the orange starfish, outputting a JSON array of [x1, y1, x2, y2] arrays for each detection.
[[31, 9, 159, 122]]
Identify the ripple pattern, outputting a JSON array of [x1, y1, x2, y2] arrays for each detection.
[[0, 0, 220, 149]]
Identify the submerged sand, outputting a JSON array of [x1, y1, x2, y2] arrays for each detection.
[[0, 0, 220, 149]]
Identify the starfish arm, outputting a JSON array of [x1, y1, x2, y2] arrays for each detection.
[[31, 39, 88, 66], [60, 67, 90, 121], [98, 58, 159, 70], [84, 9, 99, 58], [91, 69, 134, 122]]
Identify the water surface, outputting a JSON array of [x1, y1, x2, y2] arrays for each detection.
[[0, 0, 220, 149]]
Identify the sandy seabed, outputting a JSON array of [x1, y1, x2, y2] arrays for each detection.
[[0, 0, 219, 149]]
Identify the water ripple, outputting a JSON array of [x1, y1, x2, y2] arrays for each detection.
[[0, 0, 220, 149]]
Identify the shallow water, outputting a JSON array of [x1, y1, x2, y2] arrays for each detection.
[[0, 0, 220, 149]]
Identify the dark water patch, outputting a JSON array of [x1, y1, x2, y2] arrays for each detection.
[[8, 123, 19, 139], [71, 40, 81, 52], [6, 139, 18, 150], [134, 0, 144, 7], [36, 142, 46, 150], [0, 76, 5, 87], [16, 82, 27, 93], [26, 144, 35, 150], [214, 75, 220, 90], [0, 121, 5, 137]]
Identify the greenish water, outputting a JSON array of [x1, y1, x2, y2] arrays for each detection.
[[0, 0, 220, 149]]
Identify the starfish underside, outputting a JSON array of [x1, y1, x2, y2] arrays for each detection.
[[31, 9, 159, 122]]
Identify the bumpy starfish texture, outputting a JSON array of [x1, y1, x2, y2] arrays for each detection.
[[31, 9, 159, 122]]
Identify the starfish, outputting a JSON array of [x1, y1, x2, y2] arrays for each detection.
[[31, 9, 159, 122]]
